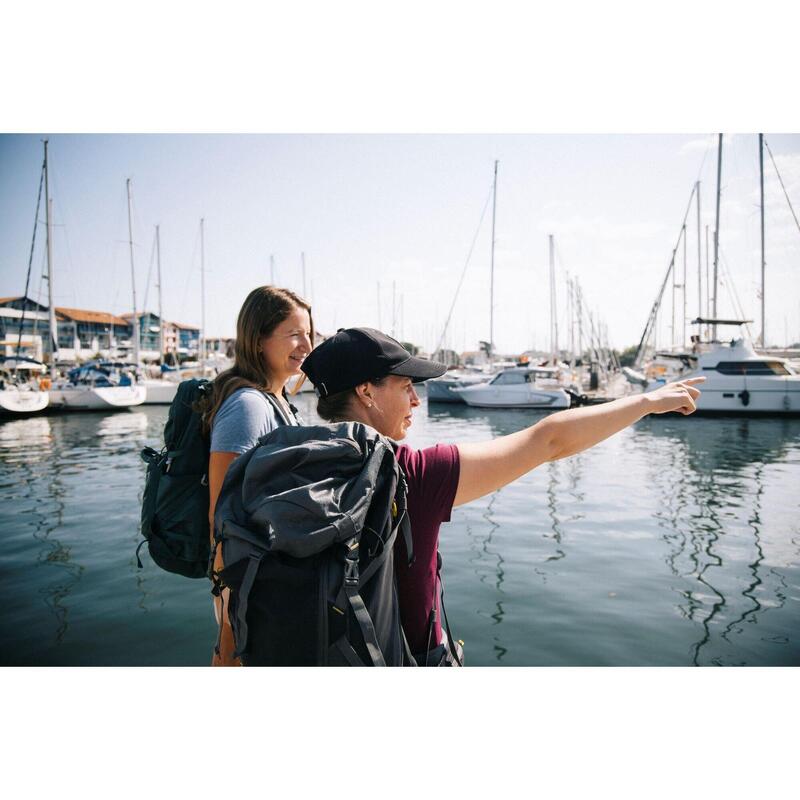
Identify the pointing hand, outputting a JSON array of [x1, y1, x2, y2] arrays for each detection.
[[646, 377, 706, 416]]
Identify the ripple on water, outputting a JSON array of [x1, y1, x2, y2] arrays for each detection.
[[1, 402, 799, 665]]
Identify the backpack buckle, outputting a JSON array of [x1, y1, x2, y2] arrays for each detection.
[[344, 542, 359, 587], [344, 560, 359, 587]]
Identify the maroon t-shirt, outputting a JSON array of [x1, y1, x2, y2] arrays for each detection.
[[393, 443, 460, 655]]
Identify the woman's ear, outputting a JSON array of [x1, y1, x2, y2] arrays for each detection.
[[354, 382, 374, 408]]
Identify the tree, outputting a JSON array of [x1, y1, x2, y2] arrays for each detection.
[[618, 345, 639, 367]]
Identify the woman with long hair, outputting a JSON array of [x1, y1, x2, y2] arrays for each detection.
[[206, 285, 314, 666]]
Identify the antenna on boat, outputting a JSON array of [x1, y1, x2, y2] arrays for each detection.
[[489, 160, 498, 365], [695, 181, 702, 342], [156, 224, 163, 363], [126, 179, 141, 366], [200, 217, 206, 367], [759, 133, 765, 348], [712, 133, 723, 341], [549, 234, 558, 363], [44, 140, 58, 379]]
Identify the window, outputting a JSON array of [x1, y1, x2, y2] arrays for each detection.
[[707, 361, 790, 376], [491, 371, 527, 385]]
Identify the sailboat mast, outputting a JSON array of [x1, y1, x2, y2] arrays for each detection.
[[489, 160, 498, 363], [270, 254, 275, 285], [44, 140, 58, 379], [301, 251, 307, 298], [759, 133, 766, 347], [696, 181, 702, 329], [682, 225, 687, 349], [549, 234, 558, 362], [200, 218, 206, 365], [156, 224, 163, 362], [126, 179, 140, 365], [712, 133, 723, 340]]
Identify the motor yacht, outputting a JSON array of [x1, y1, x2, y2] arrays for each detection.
[[454, 366, 571, 409], [648, 335, 800, 415]]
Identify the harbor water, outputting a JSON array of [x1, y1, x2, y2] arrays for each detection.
[[1, 391, 798, 666]]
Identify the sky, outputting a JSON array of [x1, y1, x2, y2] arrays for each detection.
[[1, 132, 799, 353]]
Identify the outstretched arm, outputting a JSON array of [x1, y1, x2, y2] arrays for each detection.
[[453, 378, 704, 506]]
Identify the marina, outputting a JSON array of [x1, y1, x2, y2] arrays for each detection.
[[1, 133, 798, 667]]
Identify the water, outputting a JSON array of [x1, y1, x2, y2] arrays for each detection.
[[1, 392, 798, 666]]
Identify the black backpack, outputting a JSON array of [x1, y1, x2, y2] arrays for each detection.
[[138, 379, 213, 578], [138, 380, 301, 579], [213, 422, 423, 666]]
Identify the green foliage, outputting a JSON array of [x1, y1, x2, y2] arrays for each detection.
[[618, 345, 639, 367]]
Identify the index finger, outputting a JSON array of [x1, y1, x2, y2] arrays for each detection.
[[683, 376, 706, 385]]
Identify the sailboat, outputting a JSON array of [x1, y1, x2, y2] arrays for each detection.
[[49, 177, 146, 411], [452, 233, 574, 409], [0, 356, 50, 415], [1, 142, 54, 416], [50, 360, 146, 410], [428, 161, 501, 404], [140, 224, 179, 404]]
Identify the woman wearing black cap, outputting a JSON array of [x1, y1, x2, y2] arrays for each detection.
[[300, 327, 705, 661]]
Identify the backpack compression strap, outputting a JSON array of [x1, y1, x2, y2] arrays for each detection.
[[330, 503, 410, 667], [232, 552, 263, 659]]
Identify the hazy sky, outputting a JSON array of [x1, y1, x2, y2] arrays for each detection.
[[1, 133, 798, 352]]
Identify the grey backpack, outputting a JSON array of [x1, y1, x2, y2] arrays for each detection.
[[212, 421, 417, 666]]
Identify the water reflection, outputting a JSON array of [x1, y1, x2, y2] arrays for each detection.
[[544, 461, 566, 564], [636, 416, 800, 665], [427, 402, 552, 439], [463, 489, 508, 662], [430, 402, 799, 665], [0, 415, 84, 649]]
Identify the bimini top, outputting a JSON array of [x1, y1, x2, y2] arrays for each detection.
[[690, 317, 753, 326]]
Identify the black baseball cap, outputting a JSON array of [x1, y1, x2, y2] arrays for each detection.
[[301, 327, 448, 398]]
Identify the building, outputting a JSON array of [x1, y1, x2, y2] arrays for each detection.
[[55, 306, 132, 361], [120, 312, 179, 362], [205, 336, 235, 358], [173, 321, 200, 358], [2, 296, 214, 365], [2, 296, 133, 362], [0, 296, 49, 360]]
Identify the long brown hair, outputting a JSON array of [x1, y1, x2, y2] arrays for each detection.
[[202, 286, 314, 432]]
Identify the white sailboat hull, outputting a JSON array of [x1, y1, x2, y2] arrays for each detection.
[[455, 384, 571, 409], [0, 389, 50, 415], [50, 384, 147, 410], [140, 379, 178, 405]]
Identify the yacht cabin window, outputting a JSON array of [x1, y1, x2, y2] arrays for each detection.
[[706, 360, 790, 376], [491, 371, 529, 385]]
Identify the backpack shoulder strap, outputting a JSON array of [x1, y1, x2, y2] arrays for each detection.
[[261, 391, 297, 426]]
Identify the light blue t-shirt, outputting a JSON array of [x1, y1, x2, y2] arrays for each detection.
[[210, 387, 297, 454]]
